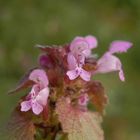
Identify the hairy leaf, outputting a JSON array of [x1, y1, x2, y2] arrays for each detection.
[[0, 108, 35, 140], [8, 69, 35, 94], [36, 44, 68, 65], [56, 97, 104, 140], [36, 44, 53, 51], [86, 81, 108, 114]]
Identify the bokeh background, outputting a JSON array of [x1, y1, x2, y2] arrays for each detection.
[[0, 0, 140, 140]]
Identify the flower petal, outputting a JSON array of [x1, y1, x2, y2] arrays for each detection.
[[66, 69, 79, 80], [94, 52, 125, 81], [36, 87, 49, 106], [69, 36, 95, 65], [21, 101, 31, 112], [67, 53, 77, 70], [30, 84, 40, 96], [119, 69, 125, 81], [82, 49, 92, 58], [85, 35, 98, 49], [80, 68, 91, 81], [70, 37, 85, 51], [32, 101, 43, 115], [109, 41, 132, 54], [70, 37, 89, 54], [96, 53, 121, 73], [29, 69, 49, 87]]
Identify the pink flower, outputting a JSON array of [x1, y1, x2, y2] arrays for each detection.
[[70, 35, 97, 63], [94, 41, 132, 81], [66, 53, 91, 81], [78, 94, 89, 106], [21, 69, 49, 115], [66, 35, 97, 81]]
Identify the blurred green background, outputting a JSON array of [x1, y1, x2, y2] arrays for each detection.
[[0, 0, 140, 140]]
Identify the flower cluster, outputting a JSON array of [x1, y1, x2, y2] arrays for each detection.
[[20, 35, 132, 115], [10, 35, 132, 140]]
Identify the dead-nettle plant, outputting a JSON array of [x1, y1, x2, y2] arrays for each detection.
[[5, 36, 132, 140]]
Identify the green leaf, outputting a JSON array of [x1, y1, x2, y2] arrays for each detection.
[[56, 97, 104, 140]]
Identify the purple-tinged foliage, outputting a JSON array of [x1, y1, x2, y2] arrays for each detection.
[[5, 35, 132, 140], [39, 54, 54, 69]]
